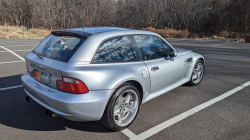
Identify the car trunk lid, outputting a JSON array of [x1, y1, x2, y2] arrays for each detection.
[[25, 53, 67, 88], [25, 31, 87, 88]]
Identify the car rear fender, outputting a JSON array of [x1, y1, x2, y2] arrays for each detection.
[[60, 62, 150, 100]]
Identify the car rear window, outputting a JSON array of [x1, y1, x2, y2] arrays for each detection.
[[32, 33, 86, 62]]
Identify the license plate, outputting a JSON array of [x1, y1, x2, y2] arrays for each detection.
[[31, 70, 43, 82]]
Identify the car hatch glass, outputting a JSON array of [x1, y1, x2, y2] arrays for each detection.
[[32, 34, 86, 62]]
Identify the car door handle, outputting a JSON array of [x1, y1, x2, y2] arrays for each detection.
[[151, 66, 159, 71]]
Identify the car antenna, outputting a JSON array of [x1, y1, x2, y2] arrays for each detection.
[[82, 24, 85, 39]]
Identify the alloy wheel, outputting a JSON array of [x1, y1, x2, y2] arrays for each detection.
[[113, 89, 139, 127]]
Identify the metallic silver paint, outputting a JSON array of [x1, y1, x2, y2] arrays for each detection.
[[25, 53, 67, 88], [22, 27, 205, 122], [70, 30, 171, 62], [22, 73, 114, 121]]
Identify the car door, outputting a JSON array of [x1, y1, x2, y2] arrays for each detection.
[[160, 39, 185, 86], [133, 35, 184, 93]]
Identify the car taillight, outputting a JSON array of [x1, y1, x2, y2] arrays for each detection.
[[26, 64, 30, 75], [56, 77, 89, 94]]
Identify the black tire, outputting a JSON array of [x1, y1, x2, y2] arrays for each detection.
[[186, 60, 205, 86], [100, 83, 141, 131]]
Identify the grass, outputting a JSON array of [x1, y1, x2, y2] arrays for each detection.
[[0, 25, 247, 42], [143, 27, 246, 42], [142, 27, 189, 38], [0, 24, 51, 39]]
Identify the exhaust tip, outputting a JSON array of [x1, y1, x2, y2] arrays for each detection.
[[46, 110, 58, 118], [46, 110, 49, 116], [26, 96, 34, 102], [49, 113, 58, 118]]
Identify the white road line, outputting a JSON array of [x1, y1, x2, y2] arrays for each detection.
[[0, 46, 25, 61], [6, 44, 37, 46], [0, 60, 24, 64], [127, 81, 250, 140], [121, 129, 138, 138], [211, 44, 224, 46], [0, 43, 38, 45], [0, 43, 37, 44], [0, 85, 23, 91], [211, 43, 235, 46], [0, 49, 31, 52]]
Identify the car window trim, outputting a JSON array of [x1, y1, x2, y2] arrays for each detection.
[[130, 35, 143, 61], [132, 34, 168, 61], [159, 38, 173, 56], [90, 34, 176, 64], [158, 37, 177, 54], [90, 34, 142, 64]]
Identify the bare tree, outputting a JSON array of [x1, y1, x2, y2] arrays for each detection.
[[0, 0, 249, 34], [32, 0, 59, 31]]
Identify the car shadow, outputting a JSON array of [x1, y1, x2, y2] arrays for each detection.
[[0, 74, 113, 133]]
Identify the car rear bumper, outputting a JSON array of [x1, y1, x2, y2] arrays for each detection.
[[21, 73, 113, 122]]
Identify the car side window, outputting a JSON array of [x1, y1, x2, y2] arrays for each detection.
[[161, 39, 173, 57], [92, 36, 141, 63], [133, 35, 166, 60]]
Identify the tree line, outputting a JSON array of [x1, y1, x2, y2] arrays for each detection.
[[0, 0, 249, 34]]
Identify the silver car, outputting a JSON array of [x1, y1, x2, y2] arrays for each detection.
[[21, 27, 205, 131]]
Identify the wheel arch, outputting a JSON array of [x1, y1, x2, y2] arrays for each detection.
[[109, 75, 147, 103], [198, 57, 205, 65], [112, 79, 144, 103], [100, 79, 144, 131], [122, 80, 143, 103]]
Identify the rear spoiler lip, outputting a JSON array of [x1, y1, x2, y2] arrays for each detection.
[[51, 30, 91, 39]]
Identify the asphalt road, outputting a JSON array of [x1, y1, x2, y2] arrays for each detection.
[[0, 39, 249, 140]]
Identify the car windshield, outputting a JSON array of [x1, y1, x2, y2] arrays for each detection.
[[32, 34, 85, 62]]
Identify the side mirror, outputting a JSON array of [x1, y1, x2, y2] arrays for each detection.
[[170, 51, 177, 57], [169, 51, 177, 61]]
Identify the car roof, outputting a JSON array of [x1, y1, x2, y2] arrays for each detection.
[[69, 28, 165, 62], [57, 27, 131, 37]]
